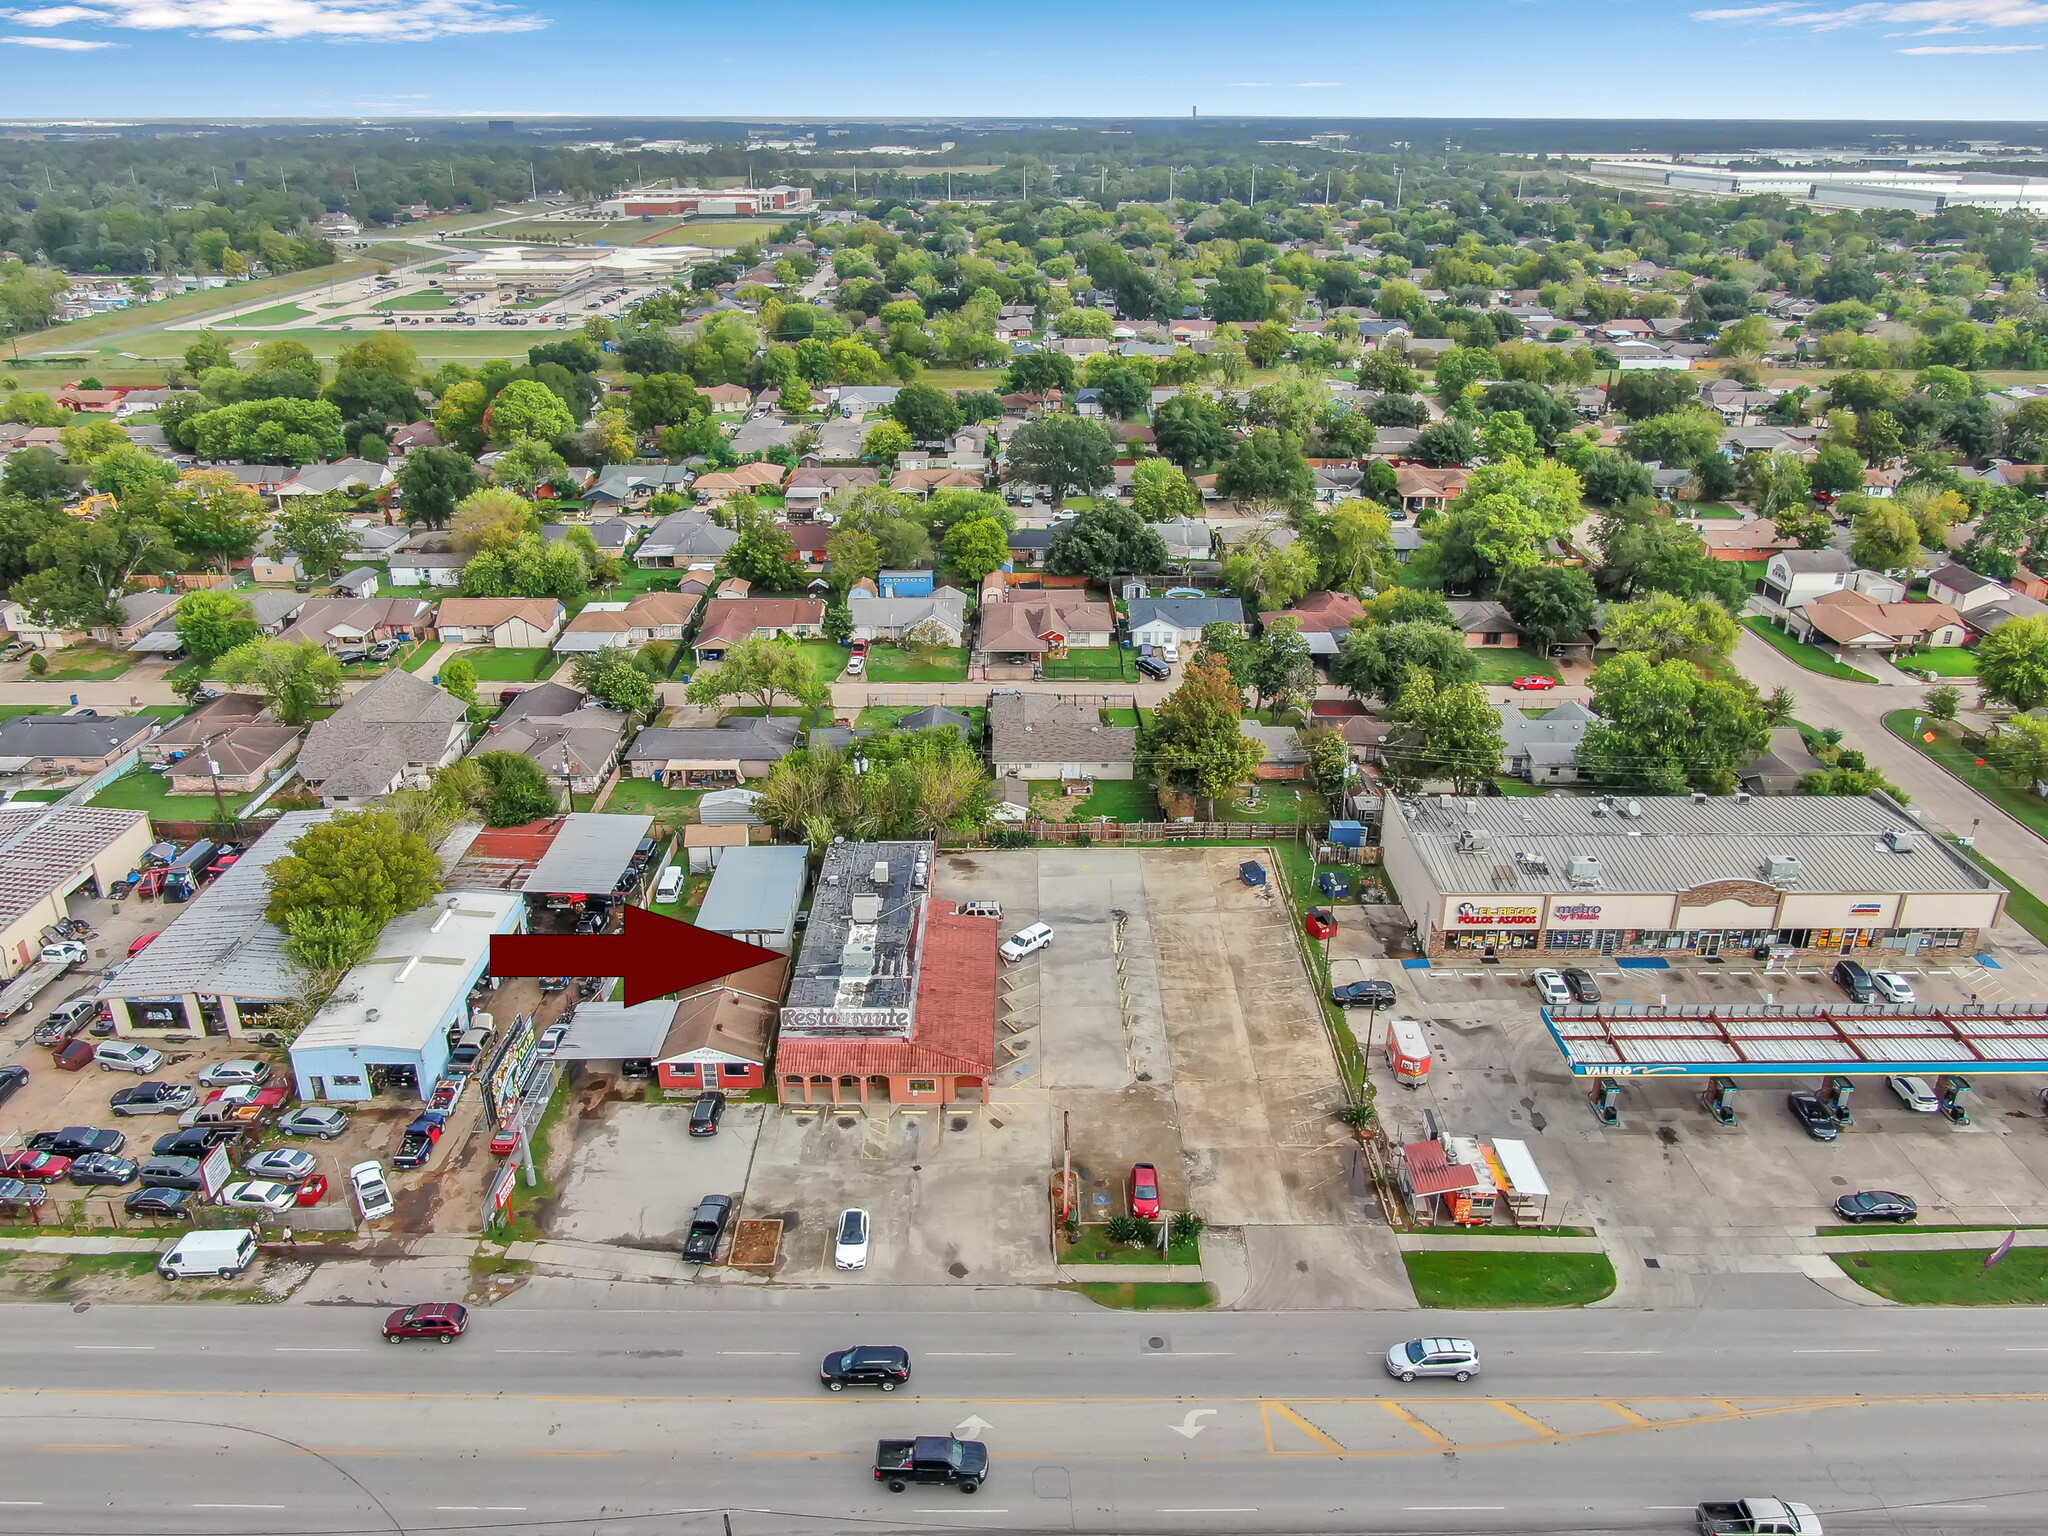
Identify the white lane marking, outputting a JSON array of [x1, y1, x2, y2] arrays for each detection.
[[485, 1508, 527, 1513], [925, 1352, 1016, 1357], [1142, 1351, 1234, 1357], [955, 1414, 994, 1437], [912, 1511, 1008, 1515], [1407, 1507, 1507, 1512], [73, 1345, 153, 1351], [1582, 1349, 1660, 1354], [1794, 1348, 1877, 1353], [2006, 1347, 2048, 1351], [493, 1348, 564, 1354], [1157, 1509, 1259, 1514], [275, 1346, 361, 1352], [194, 1504, 287, 1510], [0, 1502, 45, 1507], [436, 1507, 480, 1512]]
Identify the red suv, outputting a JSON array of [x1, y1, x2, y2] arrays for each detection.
[[383, 1302, 469, 1343]]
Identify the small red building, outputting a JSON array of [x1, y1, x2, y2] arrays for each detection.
[[653, 957, 784, 1096]]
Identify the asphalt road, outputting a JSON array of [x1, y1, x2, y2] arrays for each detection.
[[4, 1303, 2048, 1536]]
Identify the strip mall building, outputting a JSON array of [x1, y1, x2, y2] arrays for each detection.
[[1380, 792, 2006, 962]]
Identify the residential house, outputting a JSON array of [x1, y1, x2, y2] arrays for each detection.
[[276, 459, 393, 499], [386, 421, 442, 454], [847, 586, 969, 647], [1262, 589, 1365, 659], [975, 591, 1117, 678], [891, 466, 985, 498], [1786, 589, 1967, 657], [1154, 517, 1214, 564], [275, 598, 435, 652], [0, 713, 155, 777], [898, 705, 975, 738], [1446, 600, 1523, 650], [553, 604, 635, 654], [553, 591, 698, 654], [1925, 563, 2008, 613], [245, 590, 306, 635], [691, 597, 826, 661], [333, 567, 380, 600], [94, 590, 180, 649], [165, 726, 301, 794], [1741, 725, 1828, 796], [143, 693, 268, 764], [2011, 566, 2048, 601], [434, 598, 566, 649], [699, 383, 753, 413], [1757, 548, 1854, 613], [1240, 721, 1306, 780], [469, 682, 628, 796], [199, 464, 295, 496], [587, 464, 694, 509], [1699, 518, 1793, 561], [634, 511, 739, 568], [387, 552, 468, 588], [1498, 699, 1595, 785], [830, 384, 900, 418], [295, 669, 468, 806], [1392, 465, 1470, 515], [1126, 595, 1246, 652], [624, 716, 803, 784], [542, 518, 635, 557], [988, 692, 1137, 782], [1966, 591, 2048, 635], [783, 466, 878, 518], [692, 462, 787, 504], [1313, 464, 1365, 502], [1007, 526, 1058, 569], [650, 956, 785, 1097]]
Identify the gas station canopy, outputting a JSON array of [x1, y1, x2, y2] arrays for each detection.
[[1543, 1002, 2048, 1078]]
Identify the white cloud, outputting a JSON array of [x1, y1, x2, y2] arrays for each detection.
[[0, 0, 546, 42], [1900, 37, 2042, 44], [1, 30, 111, 43], [1696, 0, 2048, 31]]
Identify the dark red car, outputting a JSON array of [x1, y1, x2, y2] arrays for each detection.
[[0, 1149, 71, 1181], [383, 1302, 469, 1343], [1130, 1161, 1161, 1219]]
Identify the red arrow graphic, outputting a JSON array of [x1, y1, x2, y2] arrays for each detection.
[[490, 906, 781, 1007]]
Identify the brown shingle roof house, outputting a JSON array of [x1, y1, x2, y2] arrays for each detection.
[[988, 691, 1136, 782], [691, 598, 825, 660]]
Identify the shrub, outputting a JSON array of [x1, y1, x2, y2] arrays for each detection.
[[1170, 1212, 1206, 1245], [1104, 1215, 1156, 1246]]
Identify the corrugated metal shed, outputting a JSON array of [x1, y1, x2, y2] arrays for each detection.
[[522, 812, 652, 897], [1544, 1002, 2048, 1077], [696, 846, 808, 940]]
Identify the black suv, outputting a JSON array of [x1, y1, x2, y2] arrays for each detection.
[[821, 1345, 911, 1392], [153, 1127, 238, 1159], [689, 1092, 725, 1138], [1330, 980, 1396, 1009], [29, 1126, 125, 1158], [126, 1186, 198, 1219], [682, 1195, 732, 1262]]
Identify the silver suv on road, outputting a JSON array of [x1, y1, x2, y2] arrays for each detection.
[[1385, 1337, 1480, 1382]]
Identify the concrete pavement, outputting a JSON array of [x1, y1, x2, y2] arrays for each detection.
[[4, 1304, 2048, 1534]]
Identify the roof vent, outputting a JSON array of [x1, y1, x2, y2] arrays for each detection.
[[1589, 802, 1607, 817], [1567, 855, 1602, 886], [1765, 854, 1802, 885], [1624, 799, 1643, 819], [1455, 828, 1493, 852], [1736, 790, 1752, 804], [1883, 828, 1919, 853], [913, 854, 929, 889], [850, 894, 881, 923], [1515, 850, 1550, 874], [1691, 790, 1706, 805], [871, 861, 890, 885], [365, 1008, 380, 1023]]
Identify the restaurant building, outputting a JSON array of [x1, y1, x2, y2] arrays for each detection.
[[1379, 791, 2006, 962]]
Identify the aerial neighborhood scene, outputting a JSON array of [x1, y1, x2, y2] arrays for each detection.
[[8, 7, 2048, 1528]]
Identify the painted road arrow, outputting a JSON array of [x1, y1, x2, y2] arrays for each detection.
[[490, 906, 780, 1006]]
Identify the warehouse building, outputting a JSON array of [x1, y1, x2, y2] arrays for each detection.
[[694, 845, 808, 954], [0, 805, 152, 979], [1379, 791, 2006, 962]]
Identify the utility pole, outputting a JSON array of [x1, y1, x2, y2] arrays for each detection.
[[1248, 166, 1255, 204], [1394, 166, 1404, 210], [1326, 169, 1332, 205]]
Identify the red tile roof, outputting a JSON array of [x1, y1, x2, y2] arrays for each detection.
[[775, 907, 996, 1078], [1401, 1139, 1485, 1198]]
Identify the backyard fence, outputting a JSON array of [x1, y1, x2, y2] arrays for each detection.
[[957, 820, 1321, 847]]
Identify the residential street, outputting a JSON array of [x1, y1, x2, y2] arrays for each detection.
[[1, 1301, 2044, 1535]]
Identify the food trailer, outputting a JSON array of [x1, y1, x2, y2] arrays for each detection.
[[1383, 1016, 1432, 1085]]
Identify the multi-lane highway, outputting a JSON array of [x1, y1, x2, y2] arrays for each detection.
[[2, 1302, 2046, 1534]]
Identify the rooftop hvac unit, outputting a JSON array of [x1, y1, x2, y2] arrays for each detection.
[[1883, 828, 1919, 853], [1567, 855, 1602, 886], [1515, 850, 1550, 874], [1455, 828, 1493, 852], [1765, 854, 1802, 884], [871, 861, 890, 885], [1691, 790, 1706, 805], [849, 894, 881, 923]]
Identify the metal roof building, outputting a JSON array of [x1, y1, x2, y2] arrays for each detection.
[[521, 812, 653, 900], [1379, 790, 2006, 963], [1544, 1002, 2048, 1078], [695, 845, 809, 955], [0, 804, 152, 981], [98, 810, 334, 1037]]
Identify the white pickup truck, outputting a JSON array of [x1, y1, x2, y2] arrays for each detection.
[[1697, 1498, 1823, 1536]]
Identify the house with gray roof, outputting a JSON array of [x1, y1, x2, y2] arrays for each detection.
[[1126, 595, 1246, 650], [469, 685, 628, 797], [848, 584, 969, 646], [988, 692, 1136, 782], [1498, 699, 1595, 785], [625, 716, 802, 784], [588, 465, 694, 507], [1154, 518, 1214, 563], [634, 511, 739, 568], [296, 669, 468, 806], [0, 712, 156, 776], [277, 459, 392, 498]]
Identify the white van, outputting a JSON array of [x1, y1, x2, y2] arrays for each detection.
[[655, 864, 685, 903], [159, 1228, 258, 1280], [999, 922, 1055, 963]]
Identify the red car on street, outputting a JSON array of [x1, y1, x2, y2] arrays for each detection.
[[1130, 1162, 1161, 1219], [1509, 675, 1557, 691], [0, 1149, 71, 1181], [383, 1302, 469, 1344]]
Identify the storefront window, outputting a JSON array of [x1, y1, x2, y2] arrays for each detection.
[[1445, 930, 1538, 952]]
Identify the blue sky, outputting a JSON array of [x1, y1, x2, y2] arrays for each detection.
[[2, 0, 2047, 120]]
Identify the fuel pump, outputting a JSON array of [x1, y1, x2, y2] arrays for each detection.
[[1819, 1075, 1855, 1126], [1936, 1074, 1972, 1125], [1590, 1076, 1622, 1128], [1700, 1075, 1739, 1127]]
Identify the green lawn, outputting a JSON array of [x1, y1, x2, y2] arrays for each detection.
[[1042, 647, 1134, 681], [1494, 776, 1547, 797], [219, 302, 316, 327], [373, 290, 453, 311], [1225, 784, 1317, 824], [1885, 712, 2048, 846], [1402, 1250, 1618, 1308], [862, 645, 970, 682], [0, 705, 61, 722], [1905, 646, 1979, 678], [1070, 777, 1160, 822], [1466, 647, 1560, 685], [1949, 845, 2048, 948], [1060, 1224, 1201, 1266], [1099, 707, 1141, 728], [1741, 616, 1877, 683], [36, 646, 134, 681], [856, 703, 986, 740], [1834, 1248, 2048, 1304], [601, 778, 708, 822], [456, 647, 560, 682], [1064, 1281, 1217, 1310], [790, 640, 852, 681], [1676, 501, 1742, 519], [87, 764, 258, 821]]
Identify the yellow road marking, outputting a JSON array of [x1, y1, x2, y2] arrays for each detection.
[[1602, 1400, 1651, 1425], [1488, 1400, 1559, 1437], [1261, 1401, 1348, 1454], [1378, 1401, 1453, 1449]]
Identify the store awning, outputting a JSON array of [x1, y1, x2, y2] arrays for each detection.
[[1544, 1002, 2048, 1077]]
